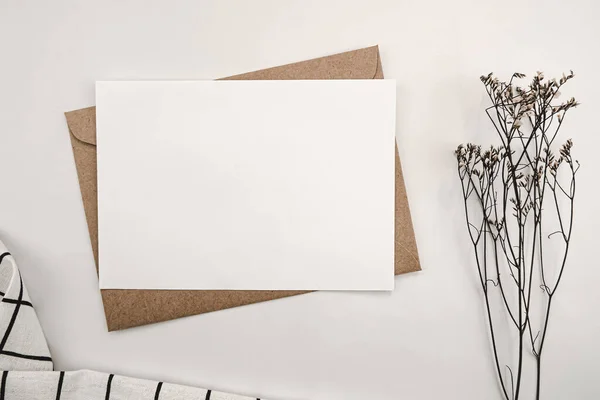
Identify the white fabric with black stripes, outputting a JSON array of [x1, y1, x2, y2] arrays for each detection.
[[0, 241, 265, 400]]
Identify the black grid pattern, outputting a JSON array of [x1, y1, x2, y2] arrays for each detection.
[[0, 252, 52, 364]]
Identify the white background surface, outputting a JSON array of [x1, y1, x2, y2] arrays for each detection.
[[96, 80, 395, 290], [0, 1, 599, 399]]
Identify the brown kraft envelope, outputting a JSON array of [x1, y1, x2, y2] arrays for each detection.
[[65, 45, 421, 331]]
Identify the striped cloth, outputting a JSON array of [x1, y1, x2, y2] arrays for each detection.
[[0, 241, 266, 400]]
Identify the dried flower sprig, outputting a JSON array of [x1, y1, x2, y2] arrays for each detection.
[[456, 72, 579, 400]]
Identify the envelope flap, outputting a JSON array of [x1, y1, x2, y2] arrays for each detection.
[[224, 45, 381, 81], [64, 46, 381, 148], [65, 106, 97, 146]]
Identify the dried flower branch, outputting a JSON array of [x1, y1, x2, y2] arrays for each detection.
[[456, 72, 579, 400]]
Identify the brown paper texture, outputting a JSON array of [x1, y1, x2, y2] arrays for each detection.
[[65, 45, 420, 331]]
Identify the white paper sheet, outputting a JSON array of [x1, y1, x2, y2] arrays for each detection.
[[96, 80, 395, 290]]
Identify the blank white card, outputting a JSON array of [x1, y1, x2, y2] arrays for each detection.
[[96, 80, 396, 290]]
